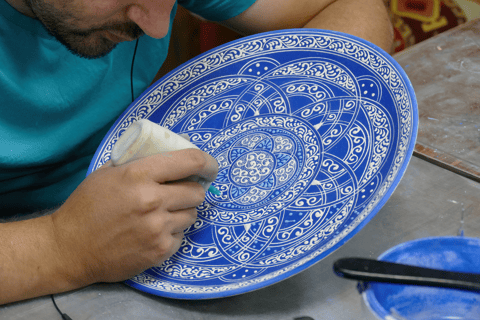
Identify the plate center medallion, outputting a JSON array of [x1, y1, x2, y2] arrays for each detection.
[[199, 115, 322, 224], [230, 150, 275, 187]]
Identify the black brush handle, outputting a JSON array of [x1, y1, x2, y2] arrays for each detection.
[[333, 258, 480, 291]]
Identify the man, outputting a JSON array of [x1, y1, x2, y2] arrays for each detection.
[[0, 0, 393, 304]]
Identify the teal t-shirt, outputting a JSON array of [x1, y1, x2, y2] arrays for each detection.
[[0, 0, 256, 216]]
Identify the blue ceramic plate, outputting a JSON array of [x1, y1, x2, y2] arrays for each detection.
[[363, 236, 480, 320], [87, 29, 418, 299]]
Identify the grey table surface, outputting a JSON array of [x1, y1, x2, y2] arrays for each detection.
[[2, 156, 480, 320], [394, 18, 480, 180]]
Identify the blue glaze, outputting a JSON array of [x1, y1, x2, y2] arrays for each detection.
[[87, 29, 418, 299], [364, 236, 480, 320]]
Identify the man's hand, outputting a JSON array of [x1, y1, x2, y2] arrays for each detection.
[[0, 149, 218, 304]]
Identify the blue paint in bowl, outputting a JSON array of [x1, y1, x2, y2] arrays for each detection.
[[363, 236, 480, 320]]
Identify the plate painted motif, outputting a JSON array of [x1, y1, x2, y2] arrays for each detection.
[[87, 29, 418, 299]]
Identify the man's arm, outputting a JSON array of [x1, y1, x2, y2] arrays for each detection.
[[0, 149, 218, 305], [221, 0, 394, 53], [0, 215, 76, 304]]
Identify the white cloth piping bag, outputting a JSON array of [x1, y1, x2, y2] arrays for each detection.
[[110, 119, 217, 193]]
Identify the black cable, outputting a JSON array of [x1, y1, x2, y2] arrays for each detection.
[[51, 295, 73, 320], [50, 37, 141, 320], [131, 38, 140, 102]]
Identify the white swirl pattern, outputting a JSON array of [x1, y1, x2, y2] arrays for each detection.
[[88, 30, 416, 298]]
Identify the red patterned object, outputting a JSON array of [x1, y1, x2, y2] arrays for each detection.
[[386, 0, 467, 52]]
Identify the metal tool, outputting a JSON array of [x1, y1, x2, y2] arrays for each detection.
[[334, 257, 480, 292]]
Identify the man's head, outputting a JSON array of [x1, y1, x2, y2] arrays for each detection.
[[12, 0, 175, 58]]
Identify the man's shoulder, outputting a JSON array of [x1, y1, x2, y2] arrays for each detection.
[[178, 0, 257, 22]]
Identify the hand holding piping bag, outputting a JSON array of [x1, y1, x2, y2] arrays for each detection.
[[110, 119, 221, 195]]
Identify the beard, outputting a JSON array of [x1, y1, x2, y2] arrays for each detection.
[[25, 0, 144, 59]]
